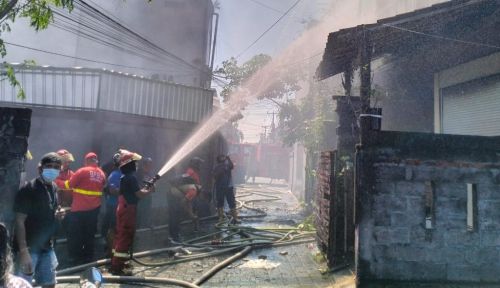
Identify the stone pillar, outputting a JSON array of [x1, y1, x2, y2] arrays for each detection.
[[0, 108, 31, 230], [334, 96, 361, 155]]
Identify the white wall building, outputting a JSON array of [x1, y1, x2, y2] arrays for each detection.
[[3, 0, 215, 88]]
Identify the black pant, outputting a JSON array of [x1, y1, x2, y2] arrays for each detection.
[[67, 206, 100, 264], [101, 203, 117, 238], [167, 199, 181, 241], [215, 186, 236, 209]]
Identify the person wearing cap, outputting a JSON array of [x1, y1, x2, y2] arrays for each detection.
[[13, 152, 65, 288], [55, 149, 75, 207], [65, 152, 106, 265], [101, 152, 122, 257], [110, 150, 154, 275]]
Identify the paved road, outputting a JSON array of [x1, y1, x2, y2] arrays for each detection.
[[56, 181, 355, 287]]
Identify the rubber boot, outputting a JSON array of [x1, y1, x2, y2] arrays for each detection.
[[217, 208, 225, 222], [230, 209, 241, 224]]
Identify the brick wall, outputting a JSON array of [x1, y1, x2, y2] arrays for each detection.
[[357, 131, 500, 283], [316, 151, 335, 265]]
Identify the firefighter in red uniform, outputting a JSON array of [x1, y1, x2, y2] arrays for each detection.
[[66, 152, 106, 264], [111, 150, 154, 275], [55, 149, 75, 207], [167, 157, 203, 242]]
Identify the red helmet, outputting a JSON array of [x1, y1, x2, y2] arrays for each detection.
[[56, 149, 75, 162], [118, 149, 142, 167]]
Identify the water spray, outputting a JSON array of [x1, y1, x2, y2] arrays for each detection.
[[153, 0, 395, 177]]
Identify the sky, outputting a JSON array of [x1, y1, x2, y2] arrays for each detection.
[[212, 0, 331, 143]]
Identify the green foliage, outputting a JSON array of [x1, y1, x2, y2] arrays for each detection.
[[297, 214, 315, 231], [2, 60, 36, 99], [0, 0, 74, 99], [4, 63, 22, 98], [278, 80, 335, 151], [214, 54, 300, 102]]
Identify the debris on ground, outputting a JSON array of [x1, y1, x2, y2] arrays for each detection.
[[239, 259, 281, 270], [279, 251, 288, 256], [258, 255, 267, 260]]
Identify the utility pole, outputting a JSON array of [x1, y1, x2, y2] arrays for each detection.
[[267, 111, 277, 143], [261, 125, 270, 143], [267, 111, 276, 130]]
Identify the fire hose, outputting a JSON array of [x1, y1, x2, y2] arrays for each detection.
[[56, 186, 316, 286]]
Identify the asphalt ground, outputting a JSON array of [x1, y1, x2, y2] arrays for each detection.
[[55, 179, 355, 288]]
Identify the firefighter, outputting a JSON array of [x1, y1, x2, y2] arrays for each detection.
[[213, 155, 239, 223], [55, 149, 75, 207], [101, 152, 121, 257], [66, 152, 106, 265], [110, 150, 154, 275], [167, 157, 203, 242]]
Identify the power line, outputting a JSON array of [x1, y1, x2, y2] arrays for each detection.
[[236, 0, 303, 59], [247, 0, 283, 14], [381, 23, 500, 50], [79, 0, 202, 71], [4, 41, 194, 74], [48, 4, 197, 76], [70, 1, 195, 70], [68, 0, 211, 76]]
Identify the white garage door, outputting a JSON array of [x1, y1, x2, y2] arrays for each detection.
[[442, 75, 500, 136]]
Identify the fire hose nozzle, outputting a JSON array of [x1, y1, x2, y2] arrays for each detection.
[[144, 174, 161, 189]]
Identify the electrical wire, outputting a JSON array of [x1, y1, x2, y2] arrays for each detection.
[[3, 41, 169, 72], [380, 23, 500, 50], [76, 0, 206, 73], [236, 0, 303, 59], [49, 3, 197, 74], [247, 0, 284, 14]]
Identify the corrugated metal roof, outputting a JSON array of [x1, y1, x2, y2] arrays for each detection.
[[316, 0, 500, 79]]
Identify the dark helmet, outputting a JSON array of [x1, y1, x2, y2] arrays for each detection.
[[112, 152, 121, 166], [189, 157, 204, 171]]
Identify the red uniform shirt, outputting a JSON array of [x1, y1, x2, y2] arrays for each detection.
[[67, 164, 106, 212], [183, 168, 200, 201], [185, 168, 200, 184], [55, 169, 74, 207]]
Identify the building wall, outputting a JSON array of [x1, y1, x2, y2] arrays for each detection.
[[434, 52, 500, 133], [3, 0, 214, 87], [357, 131, 500, 283]]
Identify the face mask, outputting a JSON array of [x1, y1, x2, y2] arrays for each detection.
[[42, 168, 60, 182]]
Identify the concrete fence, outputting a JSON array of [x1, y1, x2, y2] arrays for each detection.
[[357, 131, 500, 283]]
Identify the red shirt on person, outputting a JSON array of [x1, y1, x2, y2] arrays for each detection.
[[183, 167, 200, 201], [55, 169, 74, 206], [67, 153, 106, 212]]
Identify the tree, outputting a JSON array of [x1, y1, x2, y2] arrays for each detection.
[[278, 78, 335, 151], [214, 54, 301, 102], [0, 0, 74, 99]]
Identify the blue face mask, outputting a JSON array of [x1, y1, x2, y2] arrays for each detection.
[[42, 168, 60, 182]]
